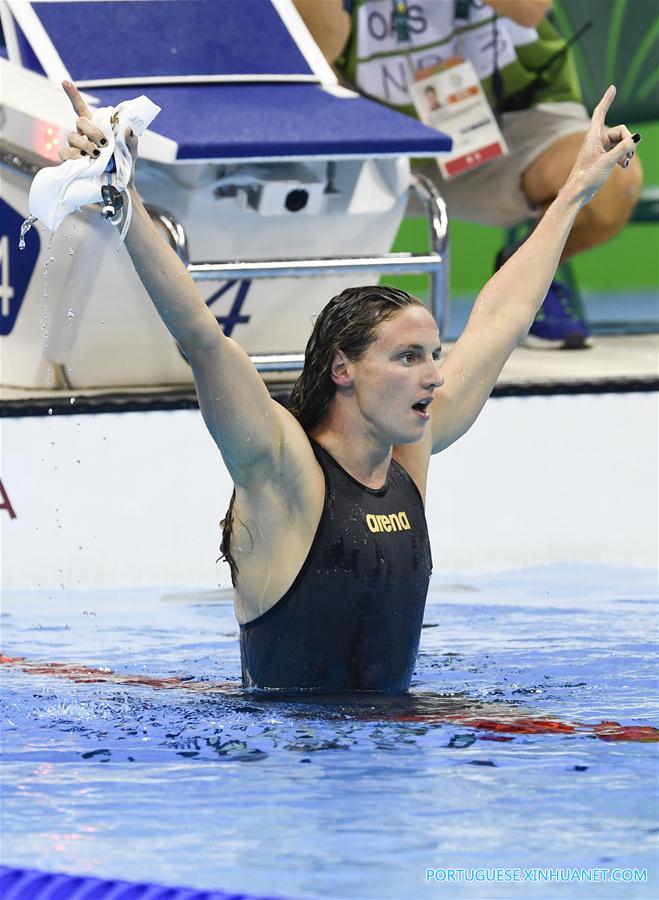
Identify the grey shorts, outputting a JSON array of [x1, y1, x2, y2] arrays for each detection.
[[412, 101, 590, 228]]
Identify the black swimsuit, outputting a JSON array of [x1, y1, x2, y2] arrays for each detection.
[[239, 440, 432, 693]]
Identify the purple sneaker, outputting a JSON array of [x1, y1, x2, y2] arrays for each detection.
[[524, 280, 592, 349]]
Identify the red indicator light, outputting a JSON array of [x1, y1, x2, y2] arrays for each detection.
[[35, 120, 63, 162]]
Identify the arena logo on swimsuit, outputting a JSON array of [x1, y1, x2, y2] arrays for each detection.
[[366, 512, 411, 533]]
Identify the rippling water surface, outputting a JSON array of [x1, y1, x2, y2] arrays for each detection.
[[1, 565, 657, 898]]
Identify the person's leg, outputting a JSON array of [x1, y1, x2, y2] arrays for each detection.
[[521, 131, 643, 261]]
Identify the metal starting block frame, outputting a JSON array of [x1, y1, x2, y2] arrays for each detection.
[[152, 172, 449, 376]]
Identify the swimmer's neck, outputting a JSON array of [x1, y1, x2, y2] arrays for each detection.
[[309, 421, 393, 490]]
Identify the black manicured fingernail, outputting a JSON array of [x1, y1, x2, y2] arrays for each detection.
[[100, 138, 107, 146], [80, 149, 88, 156], [93, 149, 100, 157], [632, 133, 641, 143]]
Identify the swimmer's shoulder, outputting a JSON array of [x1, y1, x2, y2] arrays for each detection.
[[393, 428, 433, 503], [236, 401, 325, 515]]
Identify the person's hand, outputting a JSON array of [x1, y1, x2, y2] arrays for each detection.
[[59, 80, 138, 184], [565, 85, 640, 208]]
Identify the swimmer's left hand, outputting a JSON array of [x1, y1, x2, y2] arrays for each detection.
[[564, 85, 640, 208]]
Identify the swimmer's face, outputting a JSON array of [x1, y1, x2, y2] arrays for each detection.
[[347, 305, 443, 444]]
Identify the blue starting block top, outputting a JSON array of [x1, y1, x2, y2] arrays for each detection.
[[32, 0, 317, 86], [19, 0, 452, 162], [32, 0, 315, 83], [91, 83, 452, 162]]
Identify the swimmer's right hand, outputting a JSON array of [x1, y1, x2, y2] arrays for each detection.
[[59, 80, 138, 183]]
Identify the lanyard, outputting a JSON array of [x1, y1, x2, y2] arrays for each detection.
[[391, 0, 416, 79], [392, 1, 472, 60], [392, 0, 410, 42], [454, 0, 503, 120]]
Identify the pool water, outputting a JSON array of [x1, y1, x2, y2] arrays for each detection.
[[1, 565, 657, 899]]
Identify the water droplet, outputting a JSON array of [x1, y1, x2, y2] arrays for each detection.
[[47, 408, 53, 415], [70, 397, 76, 405], [68, 247, 74, 256], [67, 308, 75, 320], [18, 215, 37, 250]]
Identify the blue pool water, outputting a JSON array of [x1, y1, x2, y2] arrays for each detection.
[[1, 565, 657, 899]]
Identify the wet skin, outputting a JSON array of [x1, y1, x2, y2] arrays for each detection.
[[341, 305, 444, 448], [312, 305, 445, 493]]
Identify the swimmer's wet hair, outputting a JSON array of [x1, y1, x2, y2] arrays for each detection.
[[220, 285, 423, 585], [289, 284, 424, 431], [219, 488, 240, 586]]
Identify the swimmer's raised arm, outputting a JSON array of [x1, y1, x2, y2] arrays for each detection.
[[59, 81, 306, 486], [430, 86, 638, 453], [59, 82, 221, 352]]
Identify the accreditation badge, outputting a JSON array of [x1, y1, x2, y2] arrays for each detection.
[[409, 57, 508, 179]]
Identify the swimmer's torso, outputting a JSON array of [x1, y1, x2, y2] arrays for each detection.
[[239, 440, 432, 693]]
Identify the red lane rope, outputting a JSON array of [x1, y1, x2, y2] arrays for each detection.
[[0, 655, 237, 693], [3, 655, 657, 742]]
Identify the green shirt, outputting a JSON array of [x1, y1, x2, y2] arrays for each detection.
[[339, 0, 582, 118]]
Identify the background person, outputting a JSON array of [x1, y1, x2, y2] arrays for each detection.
[[294, 0, 644, 349], [60, 81, 638, 691]]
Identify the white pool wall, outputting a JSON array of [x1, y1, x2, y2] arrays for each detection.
[[1, 391, 657, 590]]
